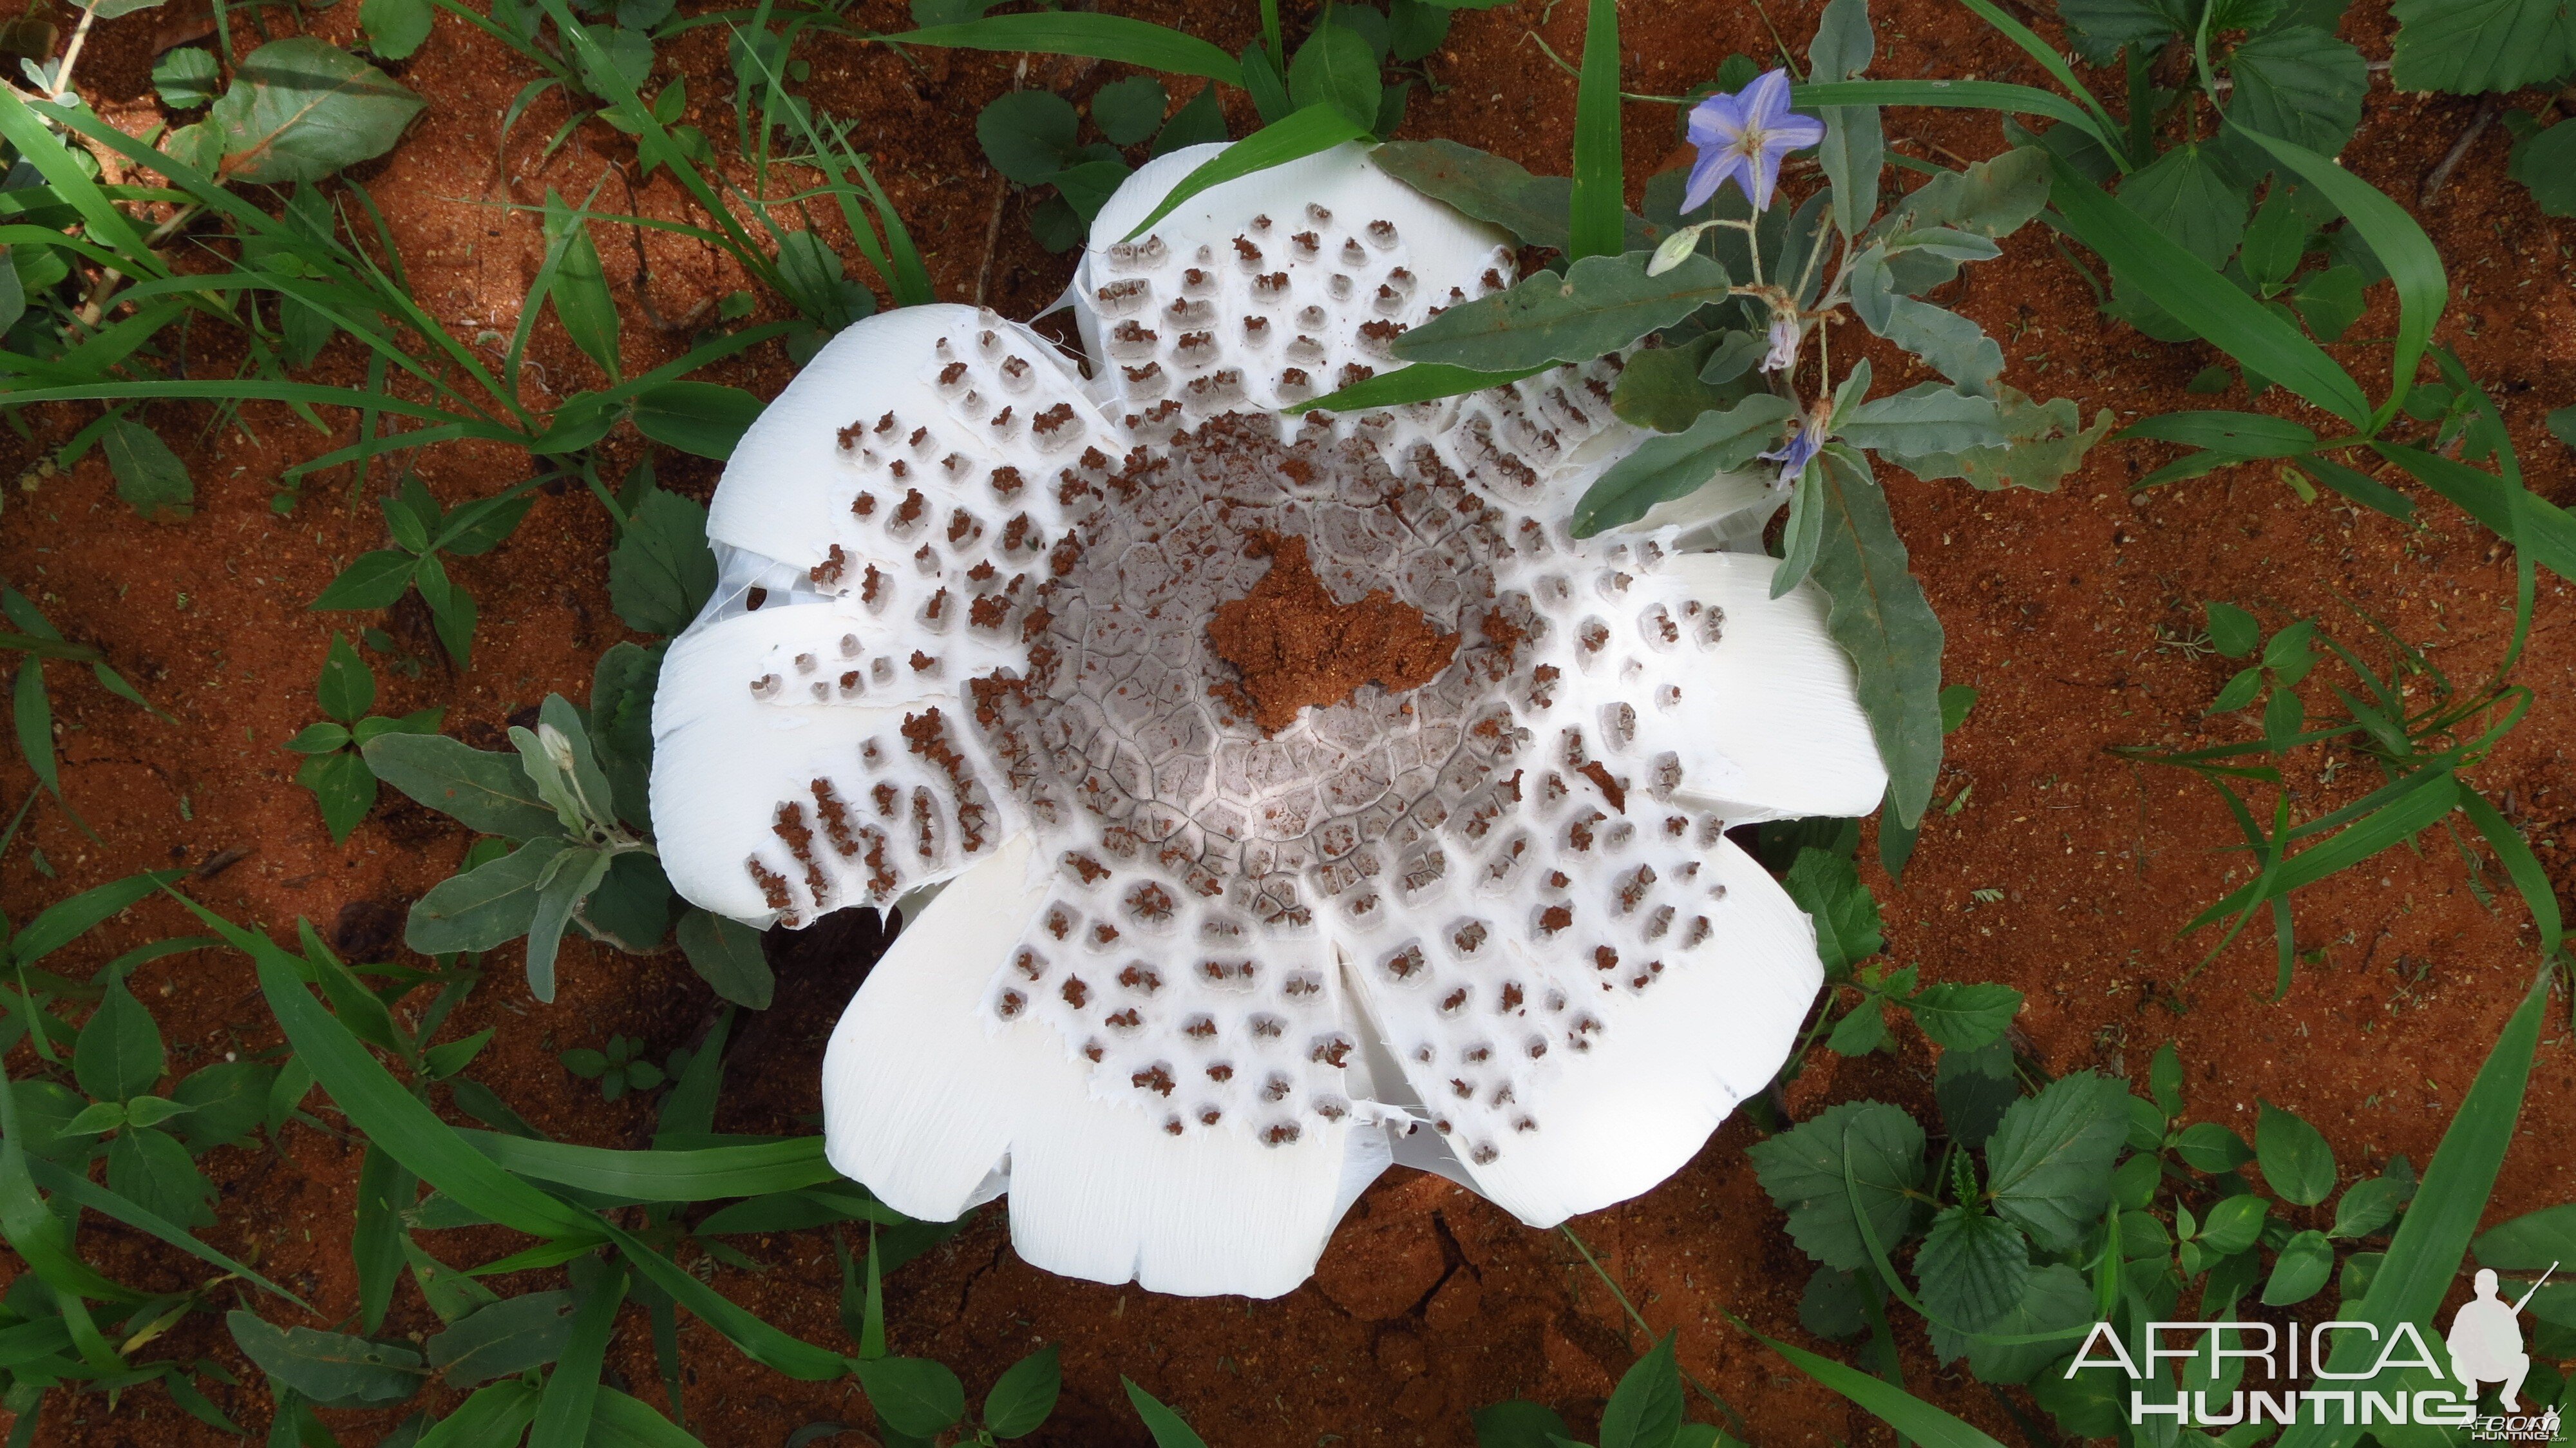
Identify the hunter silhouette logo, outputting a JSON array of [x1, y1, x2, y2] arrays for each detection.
[[2449, 1265, 2548, 1411]]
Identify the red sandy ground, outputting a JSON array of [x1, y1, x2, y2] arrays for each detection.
[[1, 0, 2572, 1443]]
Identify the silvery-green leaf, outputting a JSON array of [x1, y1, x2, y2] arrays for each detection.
[[363, 732, 560, 839], [507, 724, 589, 837], [536, 694, 618, 832], [1837, 383, 2007, 459], [406, 837, 569, 956], [1895, 385, 2112, 492], [206, 39, 424, 184], [1883, 145, 2051, 239], [1608, 331, 1754, 433], [1812, 448, 1944, 826], [1568, 393, 1793, 537], [1392, 251, 1732, 372], [1808, 0, 1880, 232], [523, 846, 613, 1003], [1772, 461, 1824, 598], [1374, 138, 1659, 254]]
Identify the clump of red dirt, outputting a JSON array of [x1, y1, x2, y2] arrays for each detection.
[[1206, 532, 1460, 732]]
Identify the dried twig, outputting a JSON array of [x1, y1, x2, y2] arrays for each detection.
[[2421, 95, 2501, 207], [973, 53, 1030, 310]]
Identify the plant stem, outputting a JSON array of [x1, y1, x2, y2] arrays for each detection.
[[50, 3, 102, 100]]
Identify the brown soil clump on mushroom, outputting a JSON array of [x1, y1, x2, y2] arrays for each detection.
[[1206, 533, 1461, 734]]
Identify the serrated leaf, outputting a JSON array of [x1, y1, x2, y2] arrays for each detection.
[[1915, 1205, 2031, 1333], [363, 732, 561, 839], [2389, 0, 2575, 95], [1934, 1038, 2018, 1150], [1960, 1261, 2093, 1383], [207, 38, 425, 184], [608, 488, 717, 635], [1781, 846, 1883, 973], [1984, 1071, 2128, 1250], [2510, 120, 2576, 216], [1747, 1100, 1927, 1272], [1393, 251, 1732, 372], [1569, 393, 1792, 536], [1905, 982, 2022, 1051], [1812, 448, 1943, 826], [2224, 26, 2367, 157], [1090, 76, 1168, 147], [2116, 144, 2249, 269]]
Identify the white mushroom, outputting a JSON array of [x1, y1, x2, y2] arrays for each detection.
[[650, 142, 1886, 1297]]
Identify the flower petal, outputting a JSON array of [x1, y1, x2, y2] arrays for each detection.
[[1344, 835, 1819, 1225], [1626, 549, 1888, 821], [822, 837, 1365, 1297], [1740, 68, 1794, 128], [1073, 142, 1515, 415], [650, 601, 1021, 925], [1679, 148, 1748, 216]]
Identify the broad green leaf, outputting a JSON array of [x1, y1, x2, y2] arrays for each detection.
[[361, 0, 434, 60], [1960, 1262, 2093, 1384], [1609, 332, 1752, 433], [1120, 104, 1372, 242], [1568, 393, 1792, 536], [981, 1344, 1061, 1438], [312, 549, 419, 611], [2177, 1119, 2256, 1174], [75, 978, 164, 1103], [1780, 846, 1884, 973], [413, 1381, 539, 1448], [2198, 1192, 2269, 1255], [1472, 1400, 1577, 1448], [2387, 0, 2575, 94], [2262, 1229, 2334, 1306], [676, 908, 774, 1011], [2047, 154, 2368, 427], [1091, 76, 1169, 147], [1286, 19, 1379, 131], [1983, 1072, 2127, 1250], [2205, 601, 2261, 657], [2115, 144, 2248, 269], [207, 39, 426, 184], [544, 196, 621, 381], [860, 1355, 967, 1437], [578, 852, 674, 953], [1566, 0, 1622, 260], [529, 1260, 626, 1445], [607, 488, 717, 635], [2510, 120, 2576, 216], [14, 869, 185, 967], [1846, 247, 2002, 389], [317, 631, 375, 724], [977, 90, 1080, 185], [153, 46, 223, 108], [1934, 1038, 2016, 1149], [2476, 1203, 2576, 1273], [406, 837, 569, 956], [363, 732, 561, 839], [1812, 448, 1943, 826], [226, 1310, 425, 1407], [2327, 1174, 2401, 1241], [894, 15, 1245, 87], [631, 382, 765, 462], [2255, 1100, 2335, 1205], [1372, 138, 1654, 254], [1905, 982, 2022, 1051], [2224, 26, 2367, 157], [586, 1387, 708, 1448], [1915, 1205, 2031, 1333], [1122, 1378, 1211, 1448], [1397, 251, 1730, 372], [299, 750, 378, 844], [104, 1125, 215, 1228], [1746, 1100, 1926, 1272], [171, 1060, 274, 1152], [1596, 1332, 1682, 1448], [100, 417, 194, 520], [2288, 264, 2365, 341], [428, 1290, 576, 1386]]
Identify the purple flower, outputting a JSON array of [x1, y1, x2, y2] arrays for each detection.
[[1682, 69, 1825, 215], [1761, 312, 1801, 374], [1761, 412, 1824, 486]]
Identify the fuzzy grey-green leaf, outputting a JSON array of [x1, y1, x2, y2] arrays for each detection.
[[1393, 251, 1731, 373], [1568, 393, 1791, 537], [1810, 448, 1944, 826]]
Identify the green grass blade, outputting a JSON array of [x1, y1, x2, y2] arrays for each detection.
[[1951, 0, 2124, 158], [1121, 105, 1372, 242], [2272, 960, 2552, 1448], [1732, 1315, 2008, 1448], [2179, 766, 2458, 932], [2459, 790, 2561, 961], [0, 1054, 138, 1313], [1567, 0, 1624, 262], [891, 15, 1245, 87], [530, 1262, 626, 1446], [598, 1217, 850, 1381], [587, 1387, 710, 1448], [1791, 80, 2107, 145], [0, 91, 155, 262], [415, 1380, 540, 1448], [2045, 154, 2368, 428], [23, 1157, 308, 1308], [2229, 125, 2444, 432], [460, 1132, 835, 1202], [179, 895, 598, 1240], [2371, 442, 2576, 583], [1285, 361, 1549, 414]]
